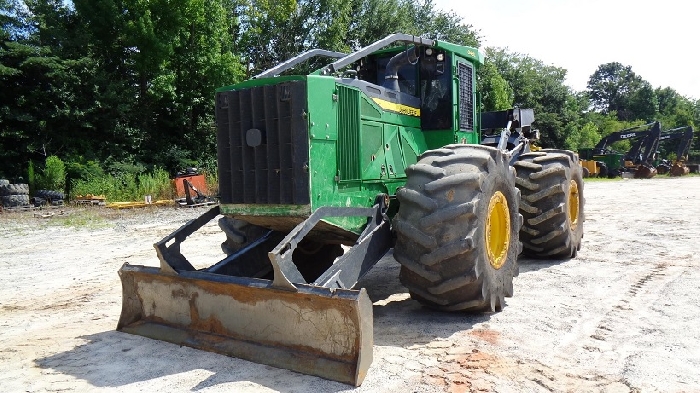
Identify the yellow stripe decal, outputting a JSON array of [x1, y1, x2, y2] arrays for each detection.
[[371, 98, 421, 117]]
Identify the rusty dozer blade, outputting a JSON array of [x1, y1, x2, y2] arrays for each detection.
[[117, 200, 392, 386], [117, 265, 373, 385]]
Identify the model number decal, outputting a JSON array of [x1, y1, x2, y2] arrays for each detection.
[[397, 106, 419, 116], [371, 98, 421, 117]]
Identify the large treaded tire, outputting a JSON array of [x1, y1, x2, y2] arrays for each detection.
[[1, 194, 30, 207], [31, 196, 47, 207], [514, 149, 584, 259], [393, 145, 522, 312], [596, 162, 608, 178], [0, 184, 29, 196], [13, 184, 29, 195], [36, 190, 65, 201]]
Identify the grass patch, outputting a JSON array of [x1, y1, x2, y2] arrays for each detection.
[[71, 168, 176, 202], [584, 176, 620, 182], [50, 208, 112, 229], [70, 168, 219, 203], [0, 205, 143, 232]]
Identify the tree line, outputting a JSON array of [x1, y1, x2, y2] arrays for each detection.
[[1, 0, 699, 186]]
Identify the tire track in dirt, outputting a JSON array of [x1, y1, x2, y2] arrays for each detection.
[[400, 329, 636, 393], [573, 262, 674, 392], [590, 264, 668, 344]]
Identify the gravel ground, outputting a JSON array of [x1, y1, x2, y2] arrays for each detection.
[[1, 176, 699, 393]]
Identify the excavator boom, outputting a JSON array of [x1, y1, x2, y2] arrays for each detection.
[[658, 126, 694, 176]]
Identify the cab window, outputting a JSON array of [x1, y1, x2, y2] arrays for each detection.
[[420, 50, 452, 130]]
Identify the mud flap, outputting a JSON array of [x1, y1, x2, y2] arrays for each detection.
[[117, 264, 373, 386]]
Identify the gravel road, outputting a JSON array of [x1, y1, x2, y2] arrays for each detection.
[[1, 176, 699, 393]]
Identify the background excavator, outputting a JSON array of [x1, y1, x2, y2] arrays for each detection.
[[655, 126, 694, 176], [579, 121, 661, 178]]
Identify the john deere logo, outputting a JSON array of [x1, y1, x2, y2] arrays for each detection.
[[468, 50, 476, 56]]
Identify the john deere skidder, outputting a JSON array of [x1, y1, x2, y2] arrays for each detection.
[[117, 34, 584, 386]]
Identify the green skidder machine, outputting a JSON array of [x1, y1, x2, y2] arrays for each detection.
[[117, 34, 585, 386]]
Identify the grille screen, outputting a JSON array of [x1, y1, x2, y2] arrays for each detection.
[[458, 62, 474, 131], [215, 81, 310, 205], [337, 85, 361, 180]]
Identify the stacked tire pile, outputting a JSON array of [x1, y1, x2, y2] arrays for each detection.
[[0, 180, 30, 208], [33, 190, 65, 207]]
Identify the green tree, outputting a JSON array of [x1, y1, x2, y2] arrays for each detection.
[[478, 60, 513, 111], [564, 122, 600, 151], [404, 0, 479, 46], [235, 0, 302, 75], [486, 47, 574, 148], [656, 87, 695, 128], [587, 62, 636, 114], [144, 0, 245, 166], [587, 62, 658, 121], [625, 80, 658, 122], [1, 0, 246, 180], [0, 0, 80, 177], [346, 0, 413, 48], [73, 0, 245, 169], [37, 155, 65, 191], [0, 0, 28, 41]]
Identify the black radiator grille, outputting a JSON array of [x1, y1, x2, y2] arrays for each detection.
[[215, 81, 310, 205], [458, 62, 474, 131]]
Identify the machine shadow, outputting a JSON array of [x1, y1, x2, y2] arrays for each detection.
[[34, 330, 357, 393], [361, 252, 572, 347], [517, 256, 570, 274], [359, 252, 494, 348]]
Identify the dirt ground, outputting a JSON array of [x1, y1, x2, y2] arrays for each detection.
[[1, 176, 699, 393]]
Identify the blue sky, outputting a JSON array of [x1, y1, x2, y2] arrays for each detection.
[[434, 0, 698, 99]]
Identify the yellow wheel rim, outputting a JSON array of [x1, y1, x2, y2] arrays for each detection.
[[568, 180, 580, 230], [485, 191, 510, 270]]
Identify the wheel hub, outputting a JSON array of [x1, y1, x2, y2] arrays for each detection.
[[568, 180, 580, 230], [485, 191, 510, 270]]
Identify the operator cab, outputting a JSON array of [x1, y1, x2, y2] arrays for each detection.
[[352, 47, 454, 130]]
